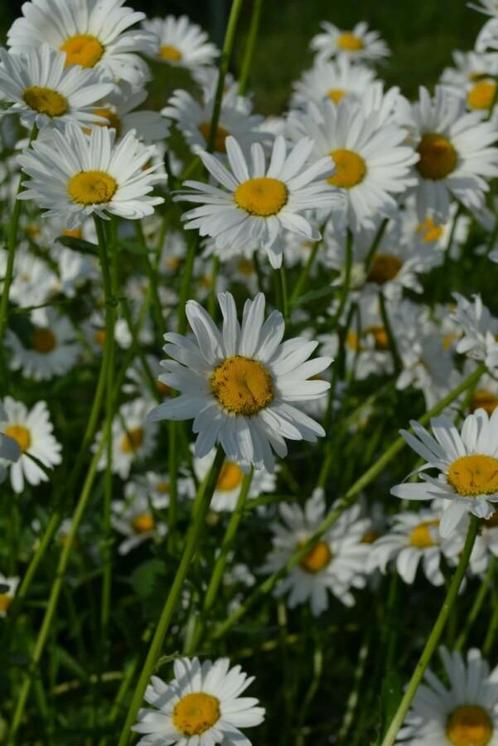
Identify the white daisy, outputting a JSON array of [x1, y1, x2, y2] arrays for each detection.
[[410, 86, 498, 220], [0, 397, 62, 493], [396, 647, 498, 746], [291, 58, 376, 108], [111, 480, 167, 555], [132, 657, 265, 746], [451, 293, 498, 371], [17, 124, 165, 227], [310, 21, 390, 64], [193, 448, 276, 512], [391, 408, 498, 536], [7, 0, 156, 89], [287, 98, 418, 231], [262, 490, 370, 615], [87, 81, 169, 143], [440, 50, 498, 113], [96, 398, 158, 479], [143, 15, 218, 69], [148, 292, 332, 472], [177, 134, 339, 268], [0, 244, 57, 308], [470, 0, 498, 16], [0, 574, 20, 617], [7, 307, 80, 381], [0, 403, 20, 481]]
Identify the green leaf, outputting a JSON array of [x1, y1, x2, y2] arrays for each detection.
[[291, 285, 336, 308], [57, 235, 98, 256], [380, 668, 403, 731]]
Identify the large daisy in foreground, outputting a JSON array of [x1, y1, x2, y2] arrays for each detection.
[[148, 292, 332, 471], [391, 408, 498, 537], [133, 657, 265, 746], [17, 125, 165, 227], [177, 135, 340, 268]]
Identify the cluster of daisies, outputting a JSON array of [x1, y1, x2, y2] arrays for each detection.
[[3, 0, 498, 743]]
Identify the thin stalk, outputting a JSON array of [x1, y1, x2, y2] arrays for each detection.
[[364, 218, 389, 272], [238, 0, 263, 95], [378, 291, 401, 372], [185, 467, 254, 654], [177, 232, 198, 334], [289, 242, 321, 308], [117, 448, 225, 746], [207, 255, 220, 318], [279, 264, 289, 321], [379, 515, 479, 746], [455, 557, 495, 651], [167, 421, 178, 555], [337, 635, 369, 743], [211, 364, 485, 640], [329, 230, 353, 330], [296, 641, 324, 746], [484, 580, 498, 655]]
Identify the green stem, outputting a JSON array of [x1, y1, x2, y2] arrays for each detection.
[[177, 233, 198, 335], [364, 218, 389, 273], [289, 242, 320, 308], [379, 291, 401, 372], [379, 516, 479, 746], [211, 363, 485, 641], [185, 467, 254, 654], [329, 229, 353, 329], [117, 448, 225, 746], [483, 579, 498, 655], [455, 557, 494, 651], [238, 0, 263, 95], [167, 421, 179, 555], [207, 255, 220, 318], [279, 264, 289, 321]]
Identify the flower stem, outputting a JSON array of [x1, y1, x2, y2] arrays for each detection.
[[117, 447, 225, 746], [379, 515, 479, 746], [239, 0, 263, 94], [279, 264, 289, 321], [289, 241, 321, 308]]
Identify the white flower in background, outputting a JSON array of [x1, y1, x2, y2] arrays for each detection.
[[0, 246, 57, 308], [148, 292, 332, 472], [132, 657, 265, 746], [7, 308, 80, 381], [310, 21, 389, 64], [177, 135, 339, 268], [18, 125, 165, 227], [193, 448, 276, 512], [7, 0, 156, 89], [0, 397, 62, 493], [263, 491, 371, 614], [0, 45, 113, 130], [0, 403, 20, 482], [162, 89, 264, 157], [410, 86, 498, 219], [398, 197, 470, 258], [291, 58, 376, 108], [287, 99, 418, 231], [467, 370, 498, 417], [452, 293, 498, 371], [143, 15, 218, 69], [96, 398, 158, 479], [440, 49, 498, 113], [86, 82, 169, 143], [368, 509, 462, 585], [391, 408, 498, 536], [396, 647, 498, 746], [124, 355, 174, 402], [470, 0, 498, 16], [111, 480, 167, 555], [0, 574, 19, 617]]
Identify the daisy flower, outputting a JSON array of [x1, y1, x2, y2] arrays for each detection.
[[0, 397, 62, 493], [451, 293, 498, 371], [0, 246, 57, 307], [470, 0, 498, 16], [87, 82, 169, 143], [7, 307, 80, 381], [7, 0, 156, 89], [193, 448, 276, 512], [132, 657, 265, 746], [396, 647, 498, 746], [0, 45, 113, 131], [410, 86, 498, 220], [177, 134, 340, 268], [287, 98, 418, 231], [310, 21, 389, 64], [262, 490, 371, 614], [468, 371, 498, 416], [96, 398, 158, 479], [0, 574, 20, 617], [17, 124, 165, 228], [291, 58, 376, 108], [440, 50, 498, 113], [0, 403, 20, 480], [391, 408, 498, 537], [111, 480, 167, 555], [148, 292, 332, 472], [143, 15, 218, 69]]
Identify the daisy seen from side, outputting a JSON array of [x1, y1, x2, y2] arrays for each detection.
[[142, 15, 218, 69]]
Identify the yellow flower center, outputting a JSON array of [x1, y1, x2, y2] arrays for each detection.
[[94, 329, 106, 348], [337, 32, 364, 51], [60, 34, 105, 67], [467, 80, 496, 110], [32, 328, 57, 354], [328, 149, 367, 189], [409, 519, 439, 548], [367, 254, 402, 284], [447, 454, 498, 496], [120, 427, 144, 454], [237, 259, 255, 276], [198, 122, 230, 153], [67, 171, 117, 205], [417, 133, 458, 180], [63, 227, 82, 239], [93, 107, 122, 136], [416, 216, 444, 243], [346, 329, 361, 351], [210, 355, 274, 416], [234, 177, 288, 216], [361, 530, 380, 544], [25, 223, 40, 239], [173, 692, 221, 736], [4, 425, 31, 453], [471, 390, 498, 416], [0, 594, 13, 614], [131, 513, 155, 534], [157, 380, 172, 397], [446, 705, 493, 746], [217, 461, 244, 491], [156, 481, 170, 494], [365, 325, 389, 351], [160, 44, 183, 62], [327, 88, 346, 103], [23, 85, 68, 117], [299, 540, 333, 573]]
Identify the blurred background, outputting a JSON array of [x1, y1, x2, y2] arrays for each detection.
[[1, 0, 484, 112]]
